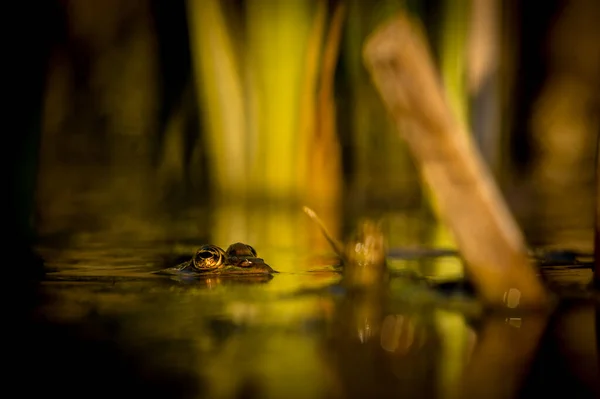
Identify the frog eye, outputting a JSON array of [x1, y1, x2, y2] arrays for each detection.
[[226, 243, 258, 258], [192, 245, 226, 270]]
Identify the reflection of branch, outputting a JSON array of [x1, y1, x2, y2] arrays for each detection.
[[380, 314, 421, 355], [454, 316, 548, 399], [362, 13, 549, 308]]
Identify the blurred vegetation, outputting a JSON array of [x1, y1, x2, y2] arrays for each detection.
[[15, 0, 595, 254]]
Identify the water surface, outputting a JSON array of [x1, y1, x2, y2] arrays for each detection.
[[23, 234, 599, 399]]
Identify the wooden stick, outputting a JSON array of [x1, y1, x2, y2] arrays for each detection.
[[362, 13, 549, 308]]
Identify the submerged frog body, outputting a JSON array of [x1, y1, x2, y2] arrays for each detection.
[[158, 243, 276, 276]]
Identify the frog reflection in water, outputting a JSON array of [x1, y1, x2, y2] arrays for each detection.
[[159, 242, 276, 276]]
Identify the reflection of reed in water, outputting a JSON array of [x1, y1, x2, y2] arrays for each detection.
[[319, 287, 446, 398], [304, 206, 442, 398]]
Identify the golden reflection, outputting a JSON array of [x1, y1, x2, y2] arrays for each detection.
[[434, 310, 472, 399], [197, 301, 329, 398], [202, 277, 220, 290], [312, 208, 445, 397], [380, 314, 426, 355], [453, 315, 548, 399], [352, 292, 385, 344], [319, 290, 395, 397]]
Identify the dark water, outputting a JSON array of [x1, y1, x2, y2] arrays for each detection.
[[17, 233, 598, 399]]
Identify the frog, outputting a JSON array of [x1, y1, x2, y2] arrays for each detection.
[[157, 242, 276, 277]]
